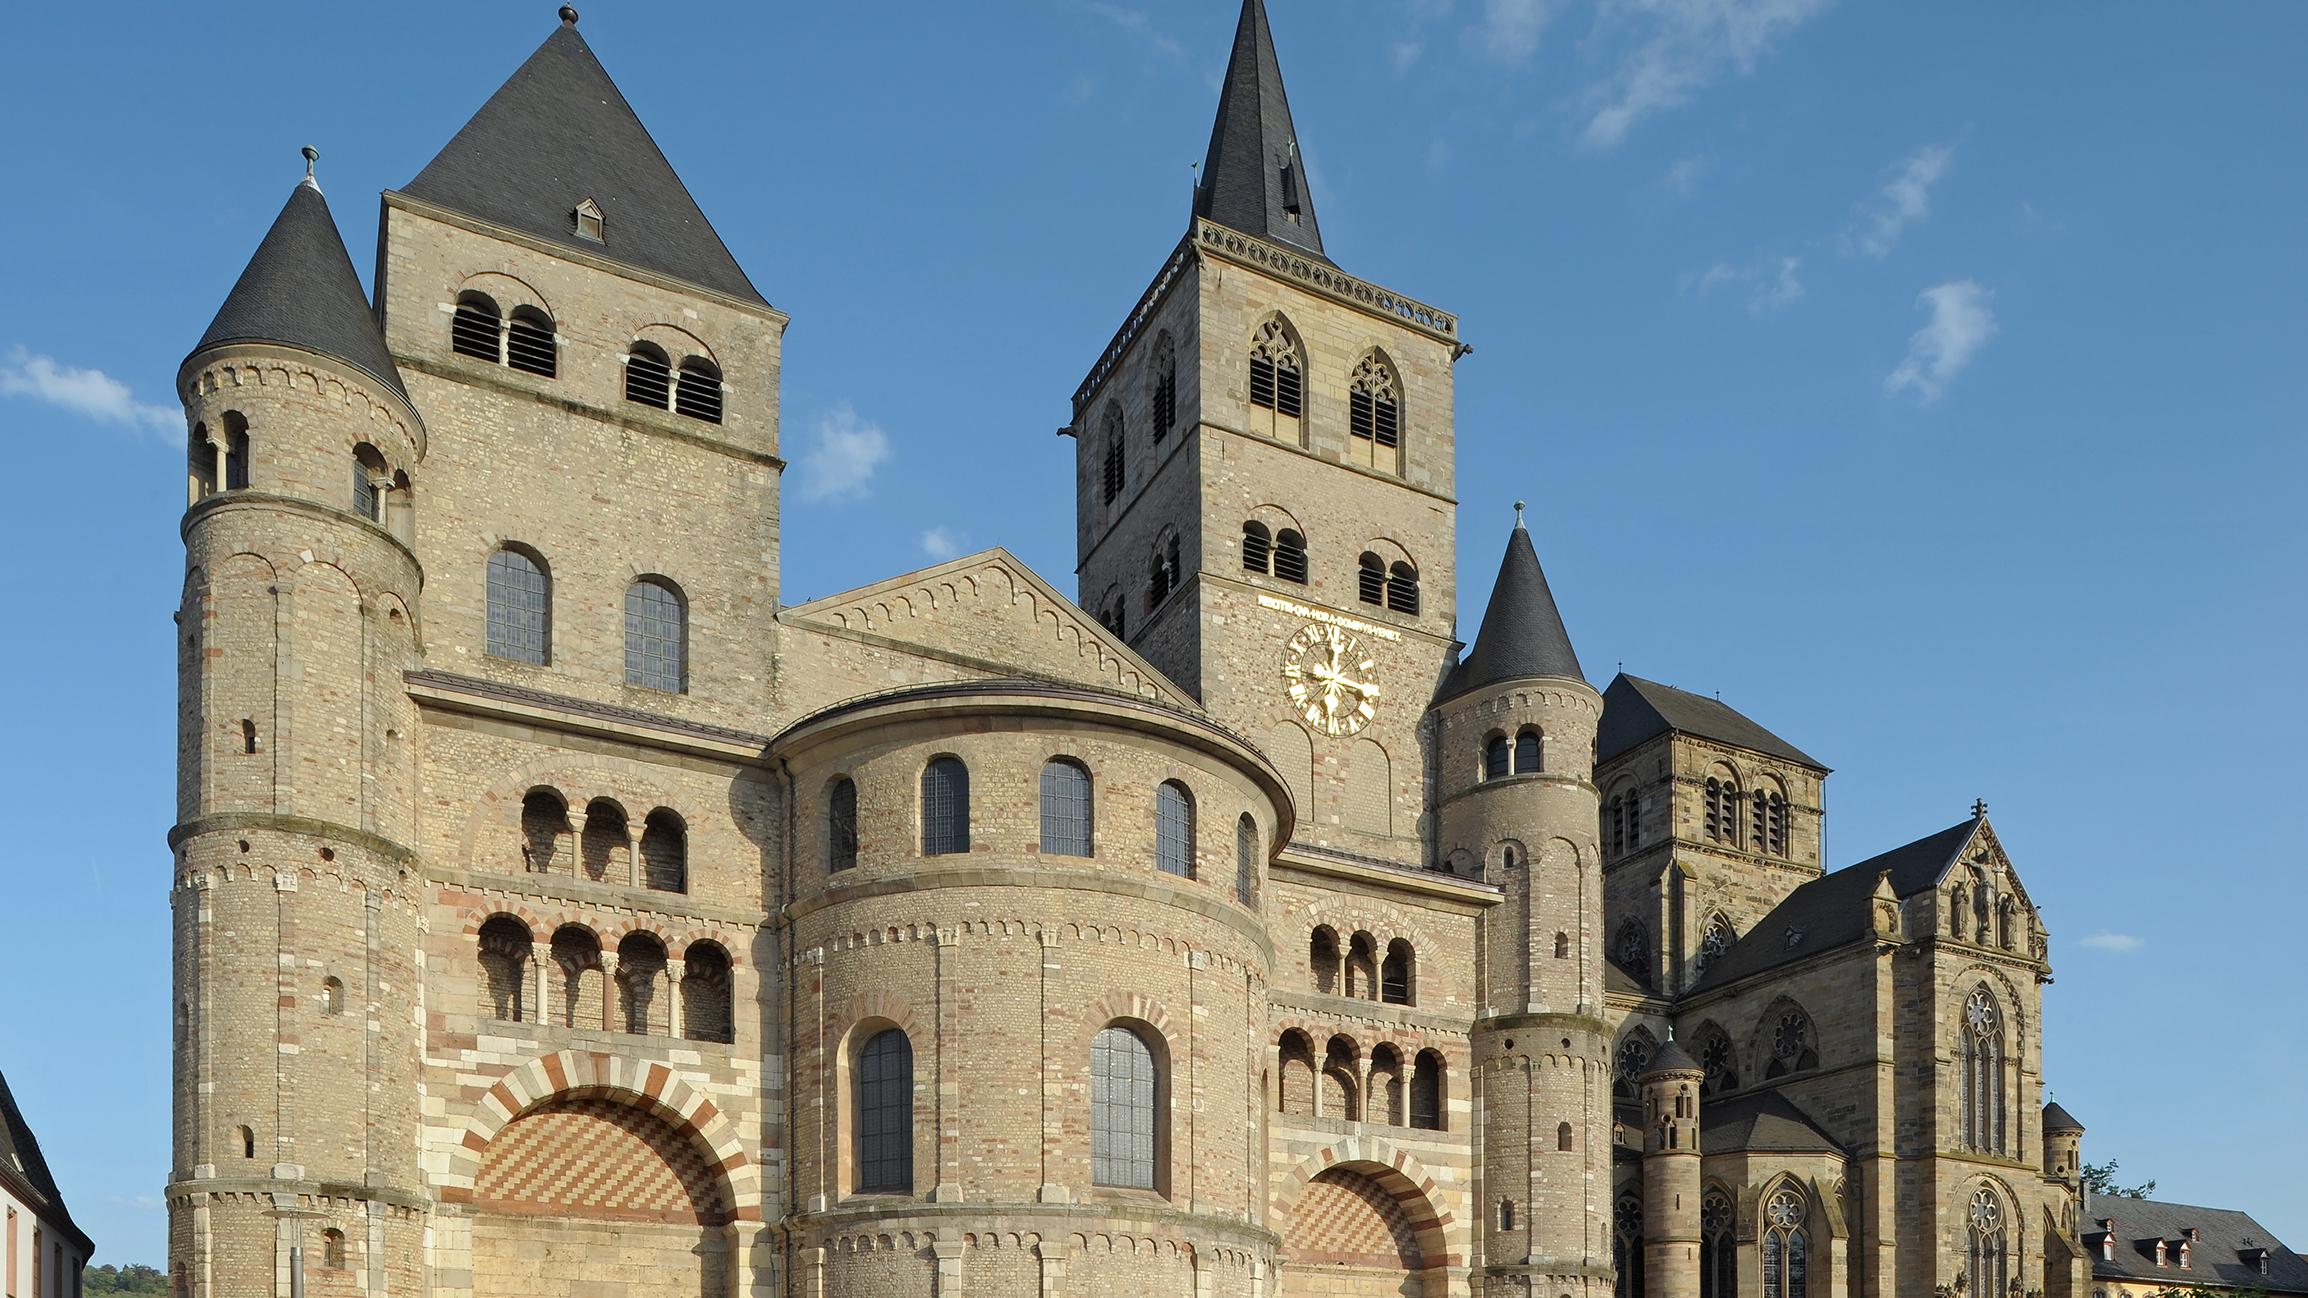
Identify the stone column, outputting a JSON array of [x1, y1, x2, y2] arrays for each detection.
[[931, 1238, 966, 1295], [528, 943, 550, 1025], [665, 960, 685, 1038], [600, 951, 621, 1032], [627, 823, 644, 889]]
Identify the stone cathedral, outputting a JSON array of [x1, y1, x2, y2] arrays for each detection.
[[165, 4, 2123, 1296]]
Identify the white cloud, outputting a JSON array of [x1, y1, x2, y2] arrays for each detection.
[[919, 527, 965, 561], [1686, 254, 1804, 314], [1086, 3, 1183, 61], [793, 402, 892, 504], [2078, 932, 2143, 954], [1658, 153, 1709, 199], [0, 346, 177, 435], [1579, 0, 1836, 151], [1885, 279, 1996, 403], [1474, 0, 1556, 66], [1846, 141, 1956, 258], [1390, 39, 1425, 73]]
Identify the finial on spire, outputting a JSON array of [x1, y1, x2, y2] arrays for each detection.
[[1513, 500, 1526, 529], [300, 145, 320, 191], [559, 4, 579, 25], [1973, 798, 1988, 818]]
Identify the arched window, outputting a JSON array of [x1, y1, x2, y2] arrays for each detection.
[[1483, 733, 1511, 781], [1762, 784, 1791, 855], [1097, 588, 1126, 639], [1554, 931, 1571, 959], [352, 443, 387, 522], [1967, 1186, 2009, 1298], [1694, 913, 1736, 980], [1278, 1031, 1316, 1116], [1613, 1028, 1657, 1102], [581, 798, 628, 883], [1040, 759, 1093, 856], [1235, 814, 1258, 906], [674, 357, 723, 423], [922, 757, 970, 855], [1345, 932, 1378, 999], [855, 1028, 915, 1194], [520, 788, 569, 873], [1381, 939, 1414, 1005], [550, 925, 602, 1028], [624, 340, 672, 407], [640, 809, 686, 893], [1761, 1184, 1808, 1298], [1241, 520, 1272, 574], [1701, 1189, 1736, 1298], [1704, 775, 1740, 844], [1694, 1023, 1738, 1096], [451, 291, 501, 361], [1148, 532, 1182, 609], [1150, 332, 1177, 441], [624, 578, 687, 692], [1348, 353, 1402, 471], [1309, 926, 1340, 995], [824, 777, 859, 873], [1613, 919, 1649, 980], [1100, 405, 1124, 505], [1961, 986, 2006, 1154], [1368, 1044, 1405, 1125], [224, 416, 250, 490], [1272, 528, 1308, 583], [1513, 727, 1542, 774], [319, 976, 343, 1016], [1608, 785, 1643, 856], [1410, 1049, 1445, 1130], [505, 305, 557, 377], [615, 932, 666, 1034], [1357, 552, 1386, 606], [189, 423, 219, 501], [1320, 1036, 1361, 1120], [478, 916, 530, 1022], [1766, 1006, 1820, 1078], [1155, 780, 1194, 877], [321, 1228, 346, 1271], [1091, 1025, 1161, 1190], [238, 1125, 257, 1159], [680, 941, 733, 1044], [1386, 562, 1419, 615], [1248, 318, 1303, 424], [1558, 1121, 1575, 1152], [486, 546, 550, 665], [1613, 1193, 1644, 1298]]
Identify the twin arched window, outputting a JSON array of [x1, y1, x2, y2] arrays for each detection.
[[1358, 553, 1419, 614], [922, 757, 970, 856], [486, 547, 551, 665], [1703, 775, 1741, 845], [188, 414, 251, 503], [1752, 784, 1790, 856], [453, 292, 557, 377], [1091, 1024, 1161, 1189], [1155, 781, 1195, 877], [624, 343, 726, 425], [1040, 759, 1093, 856], [855, 1028, 915, 1193], [1483, 729, 1544, 780], [1607, 785, 1643, 857], [1240, 521, 1308, 584], [624, 578, 686, 692]]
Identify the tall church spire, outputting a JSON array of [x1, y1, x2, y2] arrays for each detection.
[[1441, 510, 1585, 699], [1193, 0, 1327, 261]]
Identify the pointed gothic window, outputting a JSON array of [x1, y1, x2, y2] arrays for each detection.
[[451, 291, 501, 361], [1151, 332, 1178, 441], [505, 306, 557, 377], [1960, 986, 2006, 1154], [1613, 920, 1649, 982], [1766, 1006, 1820, 1078], [1242, 520, 1272, 574], [1613, 1028, 1656, 1102], [1701, 1189, 1736, 1298], [1696, 1023, 1738, 1096], [1614, 1193, 1645, 1298], [486, 546, 550, 665], [1248, 318, 1303, 428], [1695, 914, 1736, 981], [1101, 405, 1124, 504], [1348, 353, 1402, 472], [624, 341, 672, 408], [1357, 552, 1386, 606], [1761, 1185, 1809, 1298], [1967, 1186, 2009, 1298], [1273, 529, 1308, 583]]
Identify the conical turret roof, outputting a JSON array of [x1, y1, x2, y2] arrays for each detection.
[[1646, 1038, 1701, 1076], [401, 17, 765, 305], [189, 175, 407, 402], [1440, 514, 1584, 701], [1193, 0, 1328, 262], [2043, 1100, 2085, 1133]]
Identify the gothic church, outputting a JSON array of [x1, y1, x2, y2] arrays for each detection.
[[167, 4, 2116, 1295]]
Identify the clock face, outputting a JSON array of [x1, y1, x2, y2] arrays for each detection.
[[1280, 621, 1380, 737]]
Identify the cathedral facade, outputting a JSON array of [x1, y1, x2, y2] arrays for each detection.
[[165, 5, 2107, 1296]]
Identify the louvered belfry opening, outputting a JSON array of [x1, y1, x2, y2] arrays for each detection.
[[1273, 530, 1308, 584], [452, 292, 501, 360], [675, 358, 723, 423], [625, 342, 672, 407], [505, 307, 557, 376]]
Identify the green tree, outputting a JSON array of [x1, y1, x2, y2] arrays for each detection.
[[84, 1263, 169, 1296], [2081, 1157, 2156, 1199]]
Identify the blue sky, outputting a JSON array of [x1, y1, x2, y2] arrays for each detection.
[[2, 0, 2302, 1266]]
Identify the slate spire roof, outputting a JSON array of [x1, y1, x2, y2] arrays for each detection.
[[1440, 511, 1584, 701], [400, 15, 766, 305], [189, 169, 408, 403], [1193, 0, 1329, 262]]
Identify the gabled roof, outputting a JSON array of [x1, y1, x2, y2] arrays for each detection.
[[1597, 674, 1826, 769], [2083, 1192, 2308, 1294], [1439, 517, 1584, 702], [1192, 0, 1329, 262], [1690, 816, 1980, 993], [0, 1070, 91, 1253], [401, 17, 766, 305], [188, 176, 408, 402], [1701, 1089, 1846, 1157]]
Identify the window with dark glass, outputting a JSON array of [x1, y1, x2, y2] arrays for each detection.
[[855, 1028, 915, 1193], [922, 757, 969, 855], [1091, 1025, 1159, 1189], [486, 547, 550, 665], [1513, 728, 1541, 774], [1155, 781, 1194, 877], [1484, 735, 1510, 781], [1235, 814, 1257, 906], [828, 778, 859, 872], [224, 419, 250, 490], [624, 579, 686, 692], [1762, 1185, 1809, 1298], [1040, 759, 1093, 856]]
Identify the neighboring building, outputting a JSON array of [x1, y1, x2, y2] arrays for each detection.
[[156, 3, 2289, 1296], [2080, 1192, 2308, 1296], [2, 1071, 92, 1298]]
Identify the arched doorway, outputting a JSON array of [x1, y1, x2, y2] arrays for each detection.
[[471, 1094, 733, 1296], [1281, 1165, 1439, 1297]]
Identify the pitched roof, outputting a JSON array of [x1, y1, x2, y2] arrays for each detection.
[[401, 18, 766, 305], [1690, 817, 1980, 993], [1700, 1089, 1845, 1157], [189, 177, 408, 402], [2083, 1192, 2308, 1294], [1597, 674, 1825, 769], [1439, 518, 1584, 701], [0, 1070, 91, 1253], [1192, 0, 1329, 262]]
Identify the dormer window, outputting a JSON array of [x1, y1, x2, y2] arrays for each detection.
[[1279, 143, 1302, 220], [575, 197, 604, 243], [2174, 1239, 2191, 1269]]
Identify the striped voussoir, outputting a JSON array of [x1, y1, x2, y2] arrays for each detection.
[[1272, 1137, 1457, 1269]]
